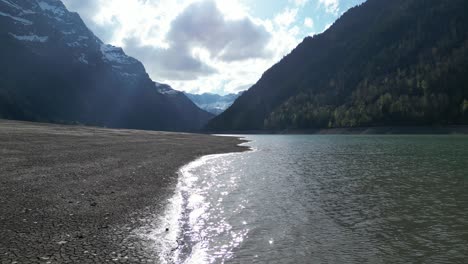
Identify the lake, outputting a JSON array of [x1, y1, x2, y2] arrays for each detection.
[[149, 135, 468, 263]]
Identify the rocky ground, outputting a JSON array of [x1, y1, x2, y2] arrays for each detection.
[[0, 120, 247, 263]]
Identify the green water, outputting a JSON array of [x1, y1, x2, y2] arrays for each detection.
[[160, 135, 468, 263]]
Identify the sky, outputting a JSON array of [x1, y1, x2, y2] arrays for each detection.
[[62, 0, 366, 95]]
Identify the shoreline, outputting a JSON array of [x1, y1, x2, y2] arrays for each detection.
[[139, 151, 249, 263], [209, 125, 468, 135], [0, 119, 248, 263]]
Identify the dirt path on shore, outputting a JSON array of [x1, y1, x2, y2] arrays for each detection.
[[0, 120, 247, 263]]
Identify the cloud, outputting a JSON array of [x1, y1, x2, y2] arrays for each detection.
[[119, 0, 271, 81], [61, 0, 99, 18], [304, 17, 314, 28], [62, 0, 120, 43], [166, 0, 271, 62], [61, 0, 314, 94], [274, 8, 298, 28], [161, 1, 303, 93], [318, 0, 340, 14], [92, 17, 121, 43], [123, 37, 217, 81]]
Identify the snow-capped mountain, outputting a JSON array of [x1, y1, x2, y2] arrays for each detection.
[[1, 0, 145, 79], [185, 92, 243, 115], [0, 0, 212, 131]]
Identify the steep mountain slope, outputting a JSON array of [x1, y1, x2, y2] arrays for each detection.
[[207, 0, 468, 131], [0, 0, 212, 131], [185, 92, 243, 115]]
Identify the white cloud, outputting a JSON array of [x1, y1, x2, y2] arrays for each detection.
[[121, 0, 271, 81], [167, 1, 303, 95], [318, 0, 340, 14], [304, 17, 314, 28], [166, 1, 271, 63], [274, 8, 298, 28]]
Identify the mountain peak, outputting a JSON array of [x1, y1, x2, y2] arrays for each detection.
[[36, 0, 66, 16], [0, 0, 213, 131], [100, 44, 135, 65]]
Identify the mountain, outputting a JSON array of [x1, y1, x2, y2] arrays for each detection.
[[207, 0, 468, 131], [185, 92, 243, 115], [0, 0, 213, 131]]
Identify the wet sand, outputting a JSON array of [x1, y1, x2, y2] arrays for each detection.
[[0, 120, 247, 263]]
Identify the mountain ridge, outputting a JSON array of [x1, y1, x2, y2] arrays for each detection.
[[207, 0, 468, 131], [0, 0, 213, 131]]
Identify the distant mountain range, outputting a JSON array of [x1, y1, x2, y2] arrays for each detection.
[[0, 0, 212, 131], [185, 92, 243, 115], [208, 0, 468, 131]]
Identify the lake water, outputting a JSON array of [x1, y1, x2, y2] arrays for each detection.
[[149, 135, 468, 263]]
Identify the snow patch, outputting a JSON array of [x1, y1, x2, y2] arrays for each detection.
[[1, 0, 36, 15], [100, 44, 132, 64], [121, 72, 138, 77], [20, 10, 36, 15], [1, 0, 21, 10], [61, 30, 75, 35], [0, 11, 33, 25], [10, 33, 48, 42], [78, 54, 88, 64], [66, 42, 80, 47], [38, 1, 65, 16]]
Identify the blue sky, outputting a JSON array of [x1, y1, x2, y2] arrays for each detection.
[[245, 0, 364, 31], [63, 0, 366, 95]]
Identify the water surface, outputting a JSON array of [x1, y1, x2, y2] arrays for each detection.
[[152, 135, 468, 263]]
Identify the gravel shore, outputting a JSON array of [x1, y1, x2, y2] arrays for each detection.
[[0, 120, 247, 263]]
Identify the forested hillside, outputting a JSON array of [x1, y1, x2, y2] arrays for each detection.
[[207, 0, 468, 131]]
